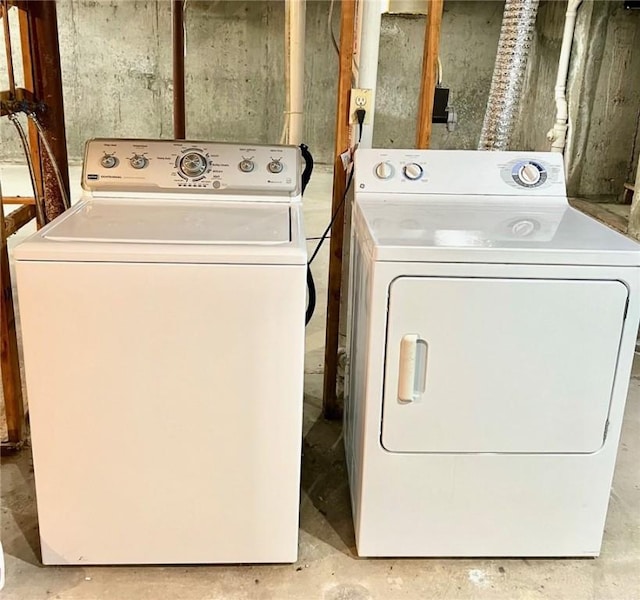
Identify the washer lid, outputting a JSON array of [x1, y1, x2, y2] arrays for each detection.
[[44, 200, 290, 244], [14, 199, 306, 265], [355, 198, 640, 266]]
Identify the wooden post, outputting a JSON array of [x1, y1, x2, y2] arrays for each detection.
[[18, 0, 69, 222], [2, 1, 16, 95], [0, 1, 66, 449], [172, 0, 186, 139], [416, 0, 444, 148], [17, 6, 44, 221], [0, 194, 25, 445], [322, 0, 357, 420]]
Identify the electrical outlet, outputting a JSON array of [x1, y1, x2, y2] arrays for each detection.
[[349, 88, 373, 124]]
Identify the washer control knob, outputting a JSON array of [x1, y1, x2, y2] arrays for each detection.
[[403, 162, 423, 180], [518, 163, 541, 186], [267, 159, 284, 174], [129, 154, 148, 170], [101, 154, 118, 169], [375, 161, 394, 180], [239, 159, 255, 173], [179, 152, 208, 178]]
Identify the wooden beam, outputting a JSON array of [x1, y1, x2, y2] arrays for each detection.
[[2, 0, 16, 96], [0, 195, 25, 444], [0, 196, 35, 205], [322, 0, 357, 420], [172, 0, 186, 139], [416, 0, 444, 148], [18, 0, 69, 223], [4, 204, 36, 237], [17, 3, 44, 226], [0, 87, 38, 116]]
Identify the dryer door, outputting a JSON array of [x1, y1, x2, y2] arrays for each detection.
[[381, 277, 628, 454]]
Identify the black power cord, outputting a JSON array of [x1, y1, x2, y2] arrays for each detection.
[[305, 167, 354, 326], [303, 108, 364, 325], [355, 108, 366, 143], [299, 144, 317, 326]]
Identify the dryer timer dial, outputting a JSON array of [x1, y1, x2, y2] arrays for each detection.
[[512, 161, 547, 188]]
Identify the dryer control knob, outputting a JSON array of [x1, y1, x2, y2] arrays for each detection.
[[518, 163, 541, 186], [130, 154, 148, 170], [375, 161, 394, 180], [267, 160, 284, 174], [403, 162, 424, 180], [101, 154, 118, 169]]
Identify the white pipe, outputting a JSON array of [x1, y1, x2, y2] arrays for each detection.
[[353, 0, 364, 81], [547, 0, 583, 153], [284, 0, 306, 145], [356, 0, 383, 148]]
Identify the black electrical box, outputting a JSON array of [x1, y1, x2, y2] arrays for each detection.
[[624, 1, 640, 9], [432, 87, 450, 124]]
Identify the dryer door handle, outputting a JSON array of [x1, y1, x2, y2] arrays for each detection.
[[397, 334, 428, 403]]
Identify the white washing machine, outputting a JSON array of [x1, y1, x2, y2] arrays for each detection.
[[14, 138, 306, 565], [345, 149, 640, 557]]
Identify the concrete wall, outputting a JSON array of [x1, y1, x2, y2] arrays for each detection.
[[0, 0, 502, 165], [566, 0, 640, 200], [374, 1, 504, 150], [1, 0, 639, 199], [514, 0, 640, 199]]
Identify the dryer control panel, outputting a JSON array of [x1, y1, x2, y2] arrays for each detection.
[[356, 149, 566, 198], [82, 139, 301, 197]]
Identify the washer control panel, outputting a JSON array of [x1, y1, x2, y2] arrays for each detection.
[[357, 149, 566, 197], [82, 139, 301, 197]]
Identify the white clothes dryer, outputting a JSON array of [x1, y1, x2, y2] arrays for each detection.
[[15, 139, 306, 565], [345, 149, 640, 557]]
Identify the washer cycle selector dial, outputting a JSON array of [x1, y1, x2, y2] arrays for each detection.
[[239, 159, 255, 173], [129, 154, 148, 170], [101, 154, 118, 169], [511, 161, 547, 188], [179, 152, 208, 178], [375, 161, 394, 180], [403, 162, 423, 180], [268, 159, 284, 174]]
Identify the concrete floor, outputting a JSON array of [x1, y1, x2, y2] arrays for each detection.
[[1, 165, 640, 599]]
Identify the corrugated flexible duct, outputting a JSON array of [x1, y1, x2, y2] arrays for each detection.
[[478, 0, 540, 150]]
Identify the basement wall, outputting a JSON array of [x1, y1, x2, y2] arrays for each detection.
[[0, 0, 638, 199]]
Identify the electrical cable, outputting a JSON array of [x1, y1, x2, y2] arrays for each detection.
[[300, 143, 313, 191], [301, 105, 363, 324], [355, 108, 366, 143], [305, 169, 354, 325], [328, 0, 339, 55], [27, 112, 71, 210], [306, 260, 316, 326], [308, 167, 353, 266], [298, 143, 316, 325], [8, 113, 47, 226]]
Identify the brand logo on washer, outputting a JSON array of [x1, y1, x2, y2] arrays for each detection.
[[87, 174, 99, 180]]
